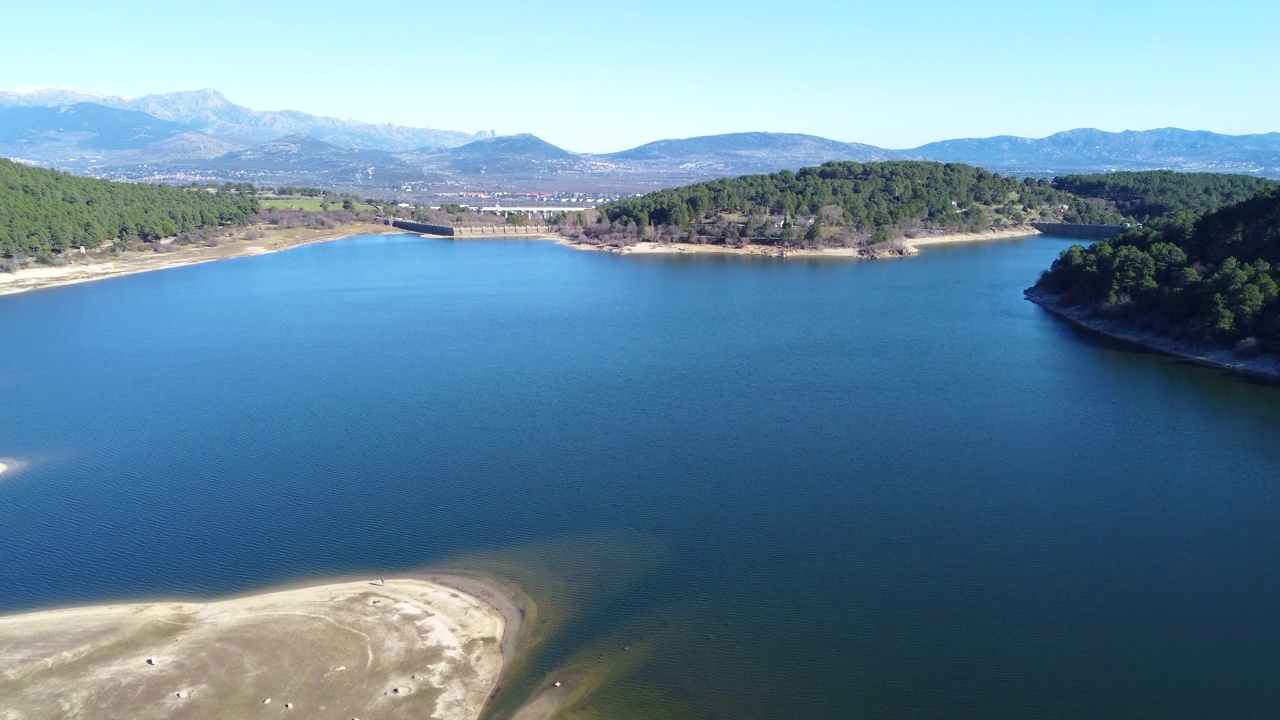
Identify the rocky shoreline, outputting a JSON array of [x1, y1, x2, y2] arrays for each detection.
[[1025, 287, 1280, 381]]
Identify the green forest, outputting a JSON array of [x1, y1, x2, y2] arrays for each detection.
[[1035, 186, 1280, 351], [1051, 171, 1275, 222], [1, 159, 259, 260], [593, 161, 1122, 245]]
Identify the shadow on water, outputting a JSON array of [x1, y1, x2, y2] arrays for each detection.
[[1028, 300, 1280, 388]]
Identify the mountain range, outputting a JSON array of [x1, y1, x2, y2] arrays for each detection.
[[3, 88, 1279, 194], [0, 87, 489, 152]]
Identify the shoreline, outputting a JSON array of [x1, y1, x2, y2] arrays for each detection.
[[0, 573, 524, 720], [1025, 287, 1280, 381], [551, 226, 1039, 258], [417, 572, 526, 675], [0, 223, 402, 297]]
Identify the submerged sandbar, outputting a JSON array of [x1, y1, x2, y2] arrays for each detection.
[[0, 578, 508, 720]]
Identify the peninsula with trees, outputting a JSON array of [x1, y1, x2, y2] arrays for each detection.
[[1028, 178, 1280, 378], [0, 159, 400, 294], [557, 160, 1123, 256]]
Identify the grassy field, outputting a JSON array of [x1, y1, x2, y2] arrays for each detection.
[[259, 198, 378, 212]]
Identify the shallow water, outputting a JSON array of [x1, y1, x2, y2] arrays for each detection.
[[2, 234, 1279, 718]]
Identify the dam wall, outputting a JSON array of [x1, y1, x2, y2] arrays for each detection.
[[392, 219, 454, 236], [453, 225, 554, 238], [391, 220, 555, 238]]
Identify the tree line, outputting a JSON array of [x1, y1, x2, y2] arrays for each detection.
[[1, 159, 259, 261], [591, 161, 1123, 246], [1051, 171, 1275, 223], [1035, 185, 1280, 352]]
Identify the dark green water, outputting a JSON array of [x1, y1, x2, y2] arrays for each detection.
[[2, 234, 1279, 718]]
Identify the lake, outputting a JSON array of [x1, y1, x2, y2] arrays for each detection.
[[2, 234, 1279, 719]]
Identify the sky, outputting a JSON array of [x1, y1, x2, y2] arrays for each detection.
[[2, 0, 1277, 153]]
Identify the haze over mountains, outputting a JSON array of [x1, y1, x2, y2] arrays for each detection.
[[3, 88, 1279, 194]]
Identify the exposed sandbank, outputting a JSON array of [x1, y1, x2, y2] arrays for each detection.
[[553, 226, 1039, 258], [0, 577, 512, 720], [901, 226, 1041, 248], [1026, 287, 1280, 381], [0, 223, 400, 297]]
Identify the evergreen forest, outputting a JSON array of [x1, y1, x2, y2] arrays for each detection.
[[1, 159, 259, 260], [1051, 171, 1275, 223], [595, 161, 1122, 245], [1035, 186, 1280, 351]]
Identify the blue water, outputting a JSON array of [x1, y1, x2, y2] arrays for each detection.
[[2, 234, 1279, 718]]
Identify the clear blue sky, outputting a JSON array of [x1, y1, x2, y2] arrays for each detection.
[[2, 0, 1276, 152]]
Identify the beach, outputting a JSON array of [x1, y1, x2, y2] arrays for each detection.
[[0, 577, 516, 720], [553, 226, 1040, 258], [0, 223, 400, 297]]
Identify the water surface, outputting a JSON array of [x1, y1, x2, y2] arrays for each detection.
[[1, 234, 1278, 718]]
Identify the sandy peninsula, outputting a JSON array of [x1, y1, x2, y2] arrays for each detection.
[[0, 223, 400, 297], [553, 226, 1039, 258], [0, 578, 512, 720]]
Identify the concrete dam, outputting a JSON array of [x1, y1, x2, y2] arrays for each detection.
[[392, 219, 554, 237]]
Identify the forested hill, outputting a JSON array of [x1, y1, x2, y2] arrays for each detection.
[[1, 159, 258, 260], [1051, 171, 1276, 222], [594, 161, 1121, 246], [1034, 186, 1280, 352]]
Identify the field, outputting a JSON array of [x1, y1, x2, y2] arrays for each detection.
[[259, 198, 378, 212]]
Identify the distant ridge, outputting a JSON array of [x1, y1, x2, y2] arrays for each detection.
[[605, 132, 897, 169], [0, 87, 488, 151], [905, 128, 1280, 173], [3, 86, 1279, 189], [0, 104, 186, 150]]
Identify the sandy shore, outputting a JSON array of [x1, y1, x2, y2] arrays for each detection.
[[0, 577, 512, 720], [554, 226, 1039, 258], [0, 223, 400, 297], [901, 226, 1041, 248], [1026, 287, 1280, 381]]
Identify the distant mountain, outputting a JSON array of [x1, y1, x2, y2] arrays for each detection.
[[907, 128, 1280, 174], [0, 103, 186, 151], [604, 132, 899, 175], [0, 104, 202, 169], [410, 134, 584, 176], [0, 88, 487, 151], [164, 134, 436, 186], [5, 86, 1280, 192]]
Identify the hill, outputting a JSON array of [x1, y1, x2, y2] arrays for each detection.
[[0, 158, 258, 260], [602, 132, 898, 176], [0, 103, 188, 151], [908, 128, 1280, 175], [1051, 171, 1277, 222], [167, 134, 438, 187], [1033, 185, 1280, 355], [582, 161, 1120, 248], [412, 133, 584, 176]]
